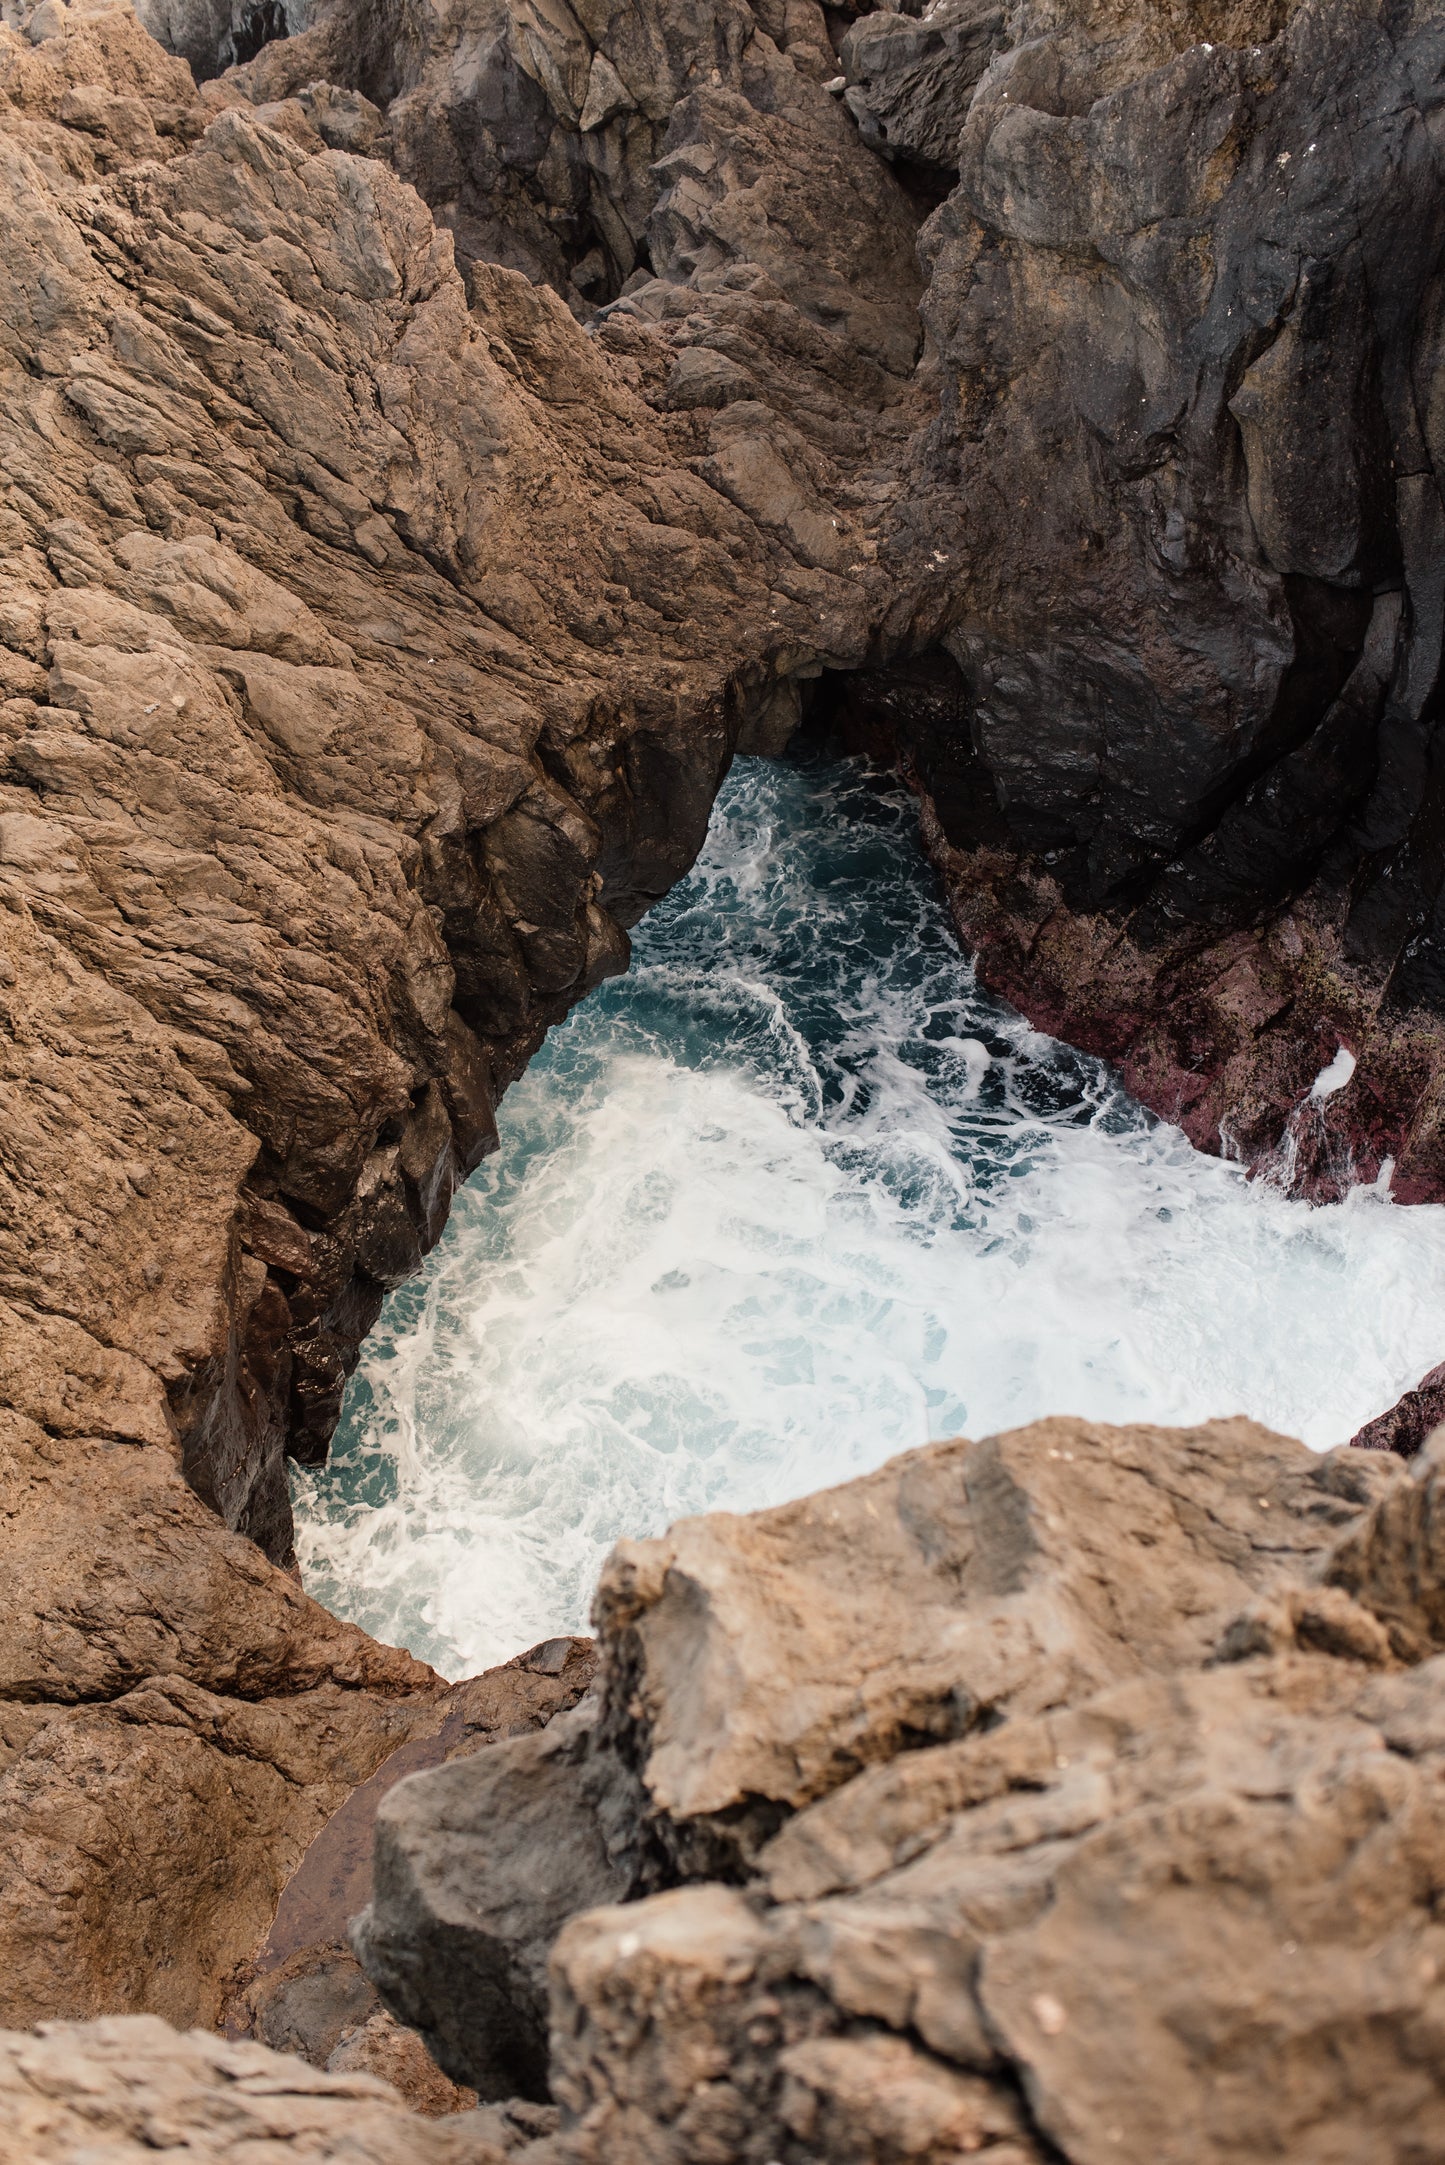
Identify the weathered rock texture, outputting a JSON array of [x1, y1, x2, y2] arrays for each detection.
[[357, 1417, 1445, 2164], [829, 0, 1445, 1200], [1351, 1359, 1445, 1459], [6, 0, 1445, 2077], [130, 0, 1445, 1199], [0, 0, 913, 2030], [0, 2014, 518, 2161]]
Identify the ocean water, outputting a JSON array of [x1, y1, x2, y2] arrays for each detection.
[[292, 748, 1445, 1677]]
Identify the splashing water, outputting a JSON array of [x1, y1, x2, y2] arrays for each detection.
[[292, 748, 1445, 1676]]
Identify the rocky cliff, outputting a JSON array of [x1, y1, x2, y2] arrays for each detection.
[[3, 0, 1445, 2096], [0, 0, 906, 2029], [352, 1416, 1445, 2162], [129, 0, 1445, 1199], [11, 1414, 1445, 2162]]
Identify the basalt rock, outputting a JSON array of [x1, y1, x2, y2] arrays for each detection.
[[240, 1637, 597, 2105], [829, 0, 1445, 1198], [839, 0, 1007, 172], [355, 1420, 1445, 2164]]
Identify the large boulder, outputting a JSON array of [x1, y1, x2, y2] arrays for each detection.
[[549, 1649, 1445, 2164], [354, 1703, 627, 2102], [355, 1415, 1434, 2160]]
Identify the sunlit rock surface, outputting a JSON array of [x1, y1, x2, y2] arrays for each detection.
[[0, 2014, 518, 2160], [0, 0, 900, 2031], [357, 1418, 1445, 2165]]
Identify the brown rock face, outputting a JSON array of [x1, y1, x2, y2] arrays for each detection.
[[0, 1399, 442, 2032], [0, 2015, 515, 2161], [0, 0, 912, 2031], [355, 1419, 1445, 2165], [145, 0, 1445, 1214], [0, 0, 913, 1568], [5, 0, 1445, 2092]]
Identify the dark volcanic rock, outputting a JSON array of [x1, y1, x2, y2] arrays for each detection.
[[354, 1704, 629, 2101], [877, 0, 1445, 1195], [641, 0, 1445, 1200], [236, 1638, 596, 2115], [839, 0, 1007, 171]]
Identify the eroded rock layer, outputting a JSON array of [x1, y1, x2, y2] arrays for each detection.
[[357, 1417, 1445, 2165], [18, 1415, 1445, 2163], [0, 2015, 518, 2161], [135, 0, 1445, 1197], [0, 0, 911, 2027]]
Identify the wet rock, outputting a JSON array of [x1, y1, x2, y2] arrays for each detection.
[[1350, 1361, 1445, 1461], [820, 0, 1445, 1199]]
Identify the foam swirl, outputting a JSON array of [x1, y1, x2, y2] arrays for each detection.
[[293, 751, 1445, 1675]]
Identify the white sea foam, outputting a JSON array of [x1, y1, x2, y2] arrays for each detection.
[[292, 752, 1445, 1677]]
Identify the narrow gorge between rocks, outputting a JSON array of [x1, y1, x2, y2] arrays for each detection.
[[297, 745, 1445, 1676], [7, 0, 1445, 2158]]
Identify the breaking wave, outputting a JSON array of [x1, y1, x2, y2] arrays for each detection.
[[293, 749, 1445, 1675]]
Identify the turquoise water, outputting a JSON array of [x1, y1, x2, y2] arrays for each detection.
[[293, 748, 1445, 1676]]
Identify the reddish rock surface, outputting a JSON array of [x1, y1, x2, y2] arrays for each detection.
[[1351, 1361, 1445, 1460]]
